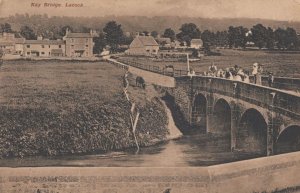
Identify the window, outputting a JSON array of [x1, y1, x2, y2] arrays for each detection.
[[153, 49, 156, 52], [41, 45, 44, 48], [41, 52, 45, 55], [86, 45, 88, 47], [27, 52, 30, 55], [49, 45, 50, 48], [59, 45, 61, 48], [71, 45, 74, 49], [49, 52, 50, 55], [26, 45, 30, 48]]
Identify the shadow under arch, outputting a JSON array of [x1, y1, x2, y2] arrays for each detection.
[[236, 108, 268, 156], [208, 98, 232, 150], [191, 93, 207, 133], [211, 98, 231, 135], [275, 125, 300, 155]]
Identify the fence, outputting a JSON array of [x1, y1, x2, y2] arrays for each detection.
[[114, 57, 300, 93], [117, 58, 188, 77]]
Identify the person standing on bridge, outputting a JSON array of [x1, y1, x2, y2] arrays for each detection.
[[252, 63, 258, 84], [188, 68, 196, 76], [256, 64, 263, 85], [209, 63, 217, 77], [268, 72, 274, 87]]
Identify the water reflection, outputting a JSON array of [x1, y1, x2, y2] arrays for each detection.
[[0, 134, 263, 167]]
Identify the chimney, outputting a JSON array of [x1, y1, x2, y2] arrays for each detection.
[[37, 35, 43, 40]]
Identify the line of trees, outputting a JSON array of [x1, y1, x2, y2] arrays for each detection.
[[1, 20, 300, 52], [159, 23, 300, 50]]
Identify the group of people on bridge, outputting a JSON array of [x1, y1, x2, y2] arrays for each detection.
[[203, 63, 274, 87], [204, 63, 251, 83]]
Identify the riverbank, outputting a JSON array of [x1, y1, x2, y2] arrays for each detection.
[[0, 60, 169, 158]]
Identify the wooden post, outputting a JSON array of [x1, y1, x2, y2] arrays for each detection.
[[187, 53, 190, 74]]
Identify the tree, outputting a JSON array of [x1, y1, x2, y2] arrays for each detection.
[[103, 21, 124, 52], [228, 26, 236, 48], [59, 26, 73, 37], [201, 30, 215, 46], [286, 27, 298, 50], [177, 23, 201, 46], [0, 49, 3, 58], [0, 49, 3, 66], [251, 24, 269, 49], [266, 27, 275, 49], [275, 28, 288, 50], [163, 28, 176, 41], [151, 31, 158, 38], [0, 23, 13, 33], [20, 25, 37, 40], [93, 32, 106, 54], [236, 26, 248, 48], [215, 31, 228, 47], [228, 26, 248, 48]]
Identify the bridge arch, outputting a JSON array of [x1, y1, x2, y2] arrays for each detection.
[[211, 98, 231, 135], [275, 125, 300, 154], [236, 108, 268, 155], [191, 93, 207, 132]]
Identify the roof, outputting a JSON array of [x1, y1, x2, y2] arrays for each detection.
[[136, 36, 158, 46], [191, 39, 203, 45], [51, 49, 63, 54], [24, 40, 64, 45], [65, 33, 92, 38]]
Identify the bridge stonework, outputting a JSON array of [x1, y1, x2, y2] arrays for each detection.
[[165, 76, 300, 156]]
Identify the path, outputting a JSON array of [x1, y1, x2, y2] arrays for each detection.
[[107, 58, 175, 88]]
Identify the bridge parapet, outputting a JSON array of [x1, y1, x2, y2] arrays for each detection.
[[175, 76, 300, 118]]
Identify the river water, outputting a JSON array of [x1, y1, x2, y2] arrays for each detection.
[[0, 102, 262, 167], [0, 134, 261, 167]]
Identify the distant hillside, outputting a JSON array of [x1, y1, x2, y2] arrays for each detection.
[[1, 15, 300, 34]]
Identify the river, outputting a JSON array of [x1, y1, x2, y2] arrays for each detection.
[[0, 101, 262, 167]]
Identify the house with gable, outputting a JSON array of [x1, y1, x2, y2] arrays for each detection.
[[0, 32, 17, 54], [63, 28, 94, 58], [190, 39, 203, 49], [126, 35, 159, 56]]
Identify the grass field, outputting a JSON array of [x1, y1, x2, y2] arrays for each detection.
[[120, 49, 300, 77], [0, 60, 168, 158]]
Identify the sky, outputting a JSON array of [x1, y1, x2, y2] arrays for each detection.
[[1, 0, 300, 21]]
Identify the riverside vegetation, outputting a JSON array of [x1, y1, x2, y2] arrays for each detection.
[[0, 60, 168, 158]]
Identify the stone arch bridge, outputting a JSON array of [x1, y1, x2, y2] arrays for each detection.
[[164, 76, 300, 156]]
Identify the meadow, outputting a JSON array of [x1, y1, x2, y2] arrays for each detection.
[[0, 60, 168, 158]]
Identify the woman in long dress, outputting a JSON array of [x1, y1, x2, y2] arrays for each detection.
[[256, 65, 263, 85]]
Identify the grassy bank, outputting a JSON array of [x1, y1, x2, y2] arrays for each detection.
[[0, 60, 168, 158]]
